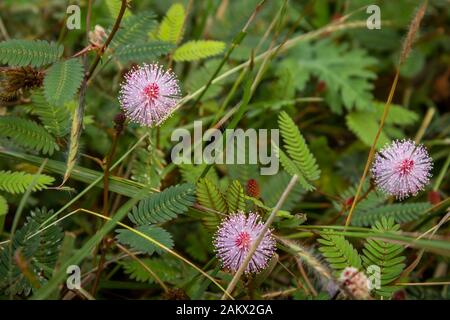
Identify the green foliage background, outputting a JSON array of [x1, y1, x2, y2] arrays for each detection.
[[0, 0, 449, 300]]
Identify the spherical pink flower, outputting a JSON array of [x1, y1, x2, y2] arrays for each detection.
[[371, 139, 433, 200], [119, 63, 181, 127], [214, 212, 276, 274], [339, 267, 371, 299]]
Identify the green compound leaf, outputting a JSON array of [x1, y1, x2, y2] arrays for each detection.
[[318, 231, 362, 274], [225, 180, 246, 213], [291, 39, 377, 113], [31, 89, 71, 137], [0, 116, 59, 155], [351, 202, 431, 227], [116, 225, 174, 256], [362, 217, 406, 298], [196, 178, 227, 213], [346, 111, 390, 149], [104, 0, 132, 20], [128, 183, 196, 225], [158, 3, 185, 44], [120, 256, 183, 284], [0, 170, 54, 194], [195, 178, 226, 232], [0, 39, 63, 67], [43, 58, 84, 106], [276, 111, 321, 191], [111, 11, 157, 48], [173, 40, 225, 62], [0, 207, 63, 296], [0, 195, 8, 231], [114, 42, 174, 63]]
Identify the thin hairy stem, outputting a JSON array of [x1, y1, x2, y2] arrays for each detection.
[[345, 1, 428, 228]]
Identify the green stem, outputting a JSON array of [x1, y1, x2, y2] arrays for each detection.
[[433, 153, 450, 191], [87, 0, 128, 80], [199, 71, 254, 179], [39, 133, 150, 228], [345, 71, 399, 228], [8, 160, 48, 300], [189, 1, 265, 110], [91, 129, 121, 295], [173, 19, 369, 114]]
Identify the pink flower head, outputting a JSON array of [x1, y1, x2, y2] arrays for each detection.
[[214, 212, 276, 274], [371, 139, 433, 200], [119, 63, 181, 127], [339, 267, 371, 300]]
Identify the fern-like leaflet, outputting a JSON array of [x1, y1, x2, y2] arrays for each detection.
[[289, 39, 377, 113], [104, 0, 132, 20], [43, 58, 84, 106], [346, 111, 390, 149], [225, 180, 246, 213], [0, 195, 7, 231], [352, 202, 431, 227], [31, 89, 71, 137], [114, 42, 174, 63], [111, 11, 157, 48], [318, 231, 362, 274], [373, 102, 419, 125], [116, 183, 193, 257], [0, 116, 59, 155], [0, 39, 63, 67], [128, 183, 196, 225], [346, 102, 419, 149], [115, 225, 174, 256], [131, 145, 166, 188], [158, 3, 185, 44], [275, 147, 315, 191], [336, 183, 432, 226], [277, 111, 320, 190], [120, 256, 183, 285], [194, 178, 227, 232], [362, 217, 406, 298], [173, 40, 225, 62], [0, 208, 63, 296], [196, 178, 227, 214], [0, 170, 54, 194]]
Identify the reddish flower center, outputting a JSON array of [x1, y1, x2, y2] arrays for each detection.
[[235, 231, 251, 250], [398, 158, 414, 175], [143, 83, 159, 101]]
